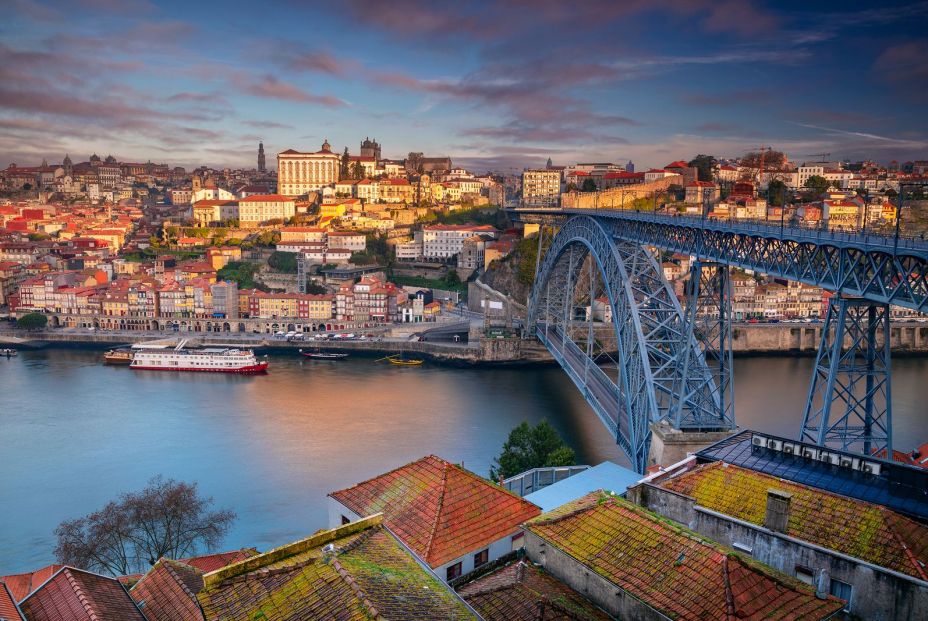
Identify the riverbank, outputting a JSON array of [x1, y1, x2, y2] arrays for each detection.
[[0, 328, 556, 366], [3, 320, 928, 362]]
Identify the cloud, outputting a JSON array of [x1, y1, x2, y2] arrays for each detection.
[[243, 120, 295, 129], [236, 74, 347, 106], [286, 50, 354, 75], [682, 89, 770, 106]]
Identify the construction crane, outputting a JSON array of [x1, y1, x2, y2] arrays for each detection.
[[804, 152, 831, 163]]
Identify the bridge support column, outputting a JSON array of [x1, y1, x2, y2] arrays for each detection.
[[679, 260, 735, 429], [800, 295, 893, 457]]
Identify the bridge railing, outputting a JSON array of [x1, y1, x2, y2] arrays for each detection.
[[501, 465, 590, 497], [564, 207, 928, 253]]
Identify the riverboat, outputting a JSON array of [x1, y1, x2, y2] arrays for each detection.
[[103, 348, 133, 365], [130, 342, 268, 374]]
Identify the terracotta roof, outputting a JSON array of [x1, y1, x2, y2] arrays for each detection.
[[130, 558, 205, 621], [238, 194, 294, 202], [329, 455, 540, 567], [0, 565, 63, 602], [19, 567, 146, 621], [457, 560, 612, 620], [658, 461, 928, 580], [526, 491, 845, 620], [196, 515, 477, 620], [0, 583, 24, 621]]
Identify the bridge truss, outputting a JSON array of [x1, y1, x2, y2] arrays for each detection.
[[526, 216, 734, 472], [518, 209, 927, 470]]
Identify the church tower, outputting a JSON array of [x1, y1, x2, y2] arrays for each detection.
[[257, 142, 266, 172]]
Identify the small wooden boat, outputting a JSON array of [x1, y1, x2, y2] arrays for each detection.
[[299, 349, 349, 360], [103, 348, 133, 365], [1, 348, 17, 357], [377, 354, 423, 366]]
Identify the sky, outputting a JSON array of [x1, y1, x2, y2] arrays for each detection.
[[2, 0, 927, 172]]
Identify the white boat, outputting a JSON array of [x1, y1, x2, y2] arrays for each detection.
[[130, 341, 268, 374]]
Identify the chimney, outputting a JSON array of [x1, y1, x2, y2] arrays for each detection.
[[764, 489, 792, 533]]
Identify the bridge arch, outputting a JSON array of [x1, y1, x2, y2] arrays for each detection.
[[527, 216, 729, 471]]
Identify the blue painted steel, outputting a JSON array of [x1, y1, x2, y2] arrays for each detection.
[[515, 208, 928, 312], [518, 207, 924, 468], [527, 216, 732, 472]]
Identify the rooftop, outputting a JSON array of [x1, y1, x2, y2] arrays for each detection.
[[19, 567, 146, 621], [526, 491, 845, 620], [196, 515, 478, 620], [329, 455, 541, 567], [658, 461, 928, 580], [130, 558, 206, 621], [696, 430, 928, 520], [523, 461, 641, 513], [457, 559, 612, 621]]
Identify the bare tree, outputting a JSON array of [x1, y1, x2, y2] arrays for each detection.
[[55, 476, 235, 575]]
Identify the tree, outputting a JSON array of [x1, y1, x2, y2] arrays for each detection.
[[489, 420, 576, 481], [688, 154, 717, 182], [767, 179, 788, 207], [741, 149, 787, 171], [268, 251, 298, 273], [305, 281, 328, 294], [17, 312, 48, 330], [443, 269, 461, 287], [55, 476, 235, 575], [803, 175, 830, 197], [350, 161, 365, 180], [580, 178, 597, 192], [340, 147, 350, 180]]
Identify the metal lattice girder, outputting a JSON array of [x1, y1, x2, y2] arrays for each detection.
[[680, 261, 735, 429], [527, 216, 732, 472], [800, 296, 893, 457], [515, 209, 928, 312]]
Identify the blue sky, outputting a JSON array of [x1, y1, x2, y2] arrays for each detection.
[[2, 0, 926, 172]]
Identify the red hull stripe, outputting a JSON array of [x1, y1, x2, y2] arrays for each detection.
[[131, 363, 269, 374]]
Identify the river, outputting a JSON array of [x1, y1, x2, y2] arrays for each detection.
[[1, 350, 926, 574]]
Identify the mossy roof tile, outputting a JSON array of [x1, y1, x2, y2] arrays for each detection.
[[526, 491, 845, 620], [196, 521, 477, 620], [659, 461, 928, 580], [458, 560, 613, 620]]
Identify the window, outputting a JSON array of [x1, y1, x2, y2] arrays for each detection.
[[341, 515, 350, 525], [829, 579, 852, 611], [446, 561, 462, 581], [795, 566, 814, 585], [511, 533, 525, 551], [473, 549, 489, 569]]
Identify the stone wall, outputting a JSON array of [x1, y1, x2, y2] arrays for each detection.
[[524, 530, 673, 620], [630, 482, 928, 620], [560, 176, 684, 210]]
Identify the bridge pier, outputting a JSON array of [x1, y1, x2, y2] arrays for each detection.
[[648, 421, 738, 469], [800, 295, 893, 457]]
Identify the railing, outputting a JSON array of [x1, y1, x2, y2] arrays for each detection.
[[502, 464, 590, 497], [513, 205, 928, 254]]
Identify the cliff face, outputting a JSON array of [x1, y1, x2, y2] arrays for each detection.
[[482, 236, 537, 305]]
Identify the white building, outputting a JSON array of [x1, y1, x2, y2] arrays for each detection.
[[277, 139, 340, 196], [422, 224, 497, 260], [237, 194, 296, 227], [522, 169, 562, 207]]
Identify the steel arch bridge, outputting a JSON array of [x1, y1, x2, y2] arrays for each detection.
[[517, 207, 928, 473]]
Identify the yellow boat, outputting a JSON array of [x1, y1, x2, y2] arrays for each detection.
[[378, 354, 423, 366]]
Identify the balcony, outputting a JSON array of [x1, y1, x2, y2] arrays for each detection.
[[501, 465, 590, 497]]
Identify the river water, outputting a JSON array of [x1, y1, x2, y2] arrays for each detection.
[[1, 350, 926, 574]]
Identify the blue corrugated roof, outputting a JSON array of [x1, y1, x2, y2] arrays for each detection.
[[524, 462, 641, 512]]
